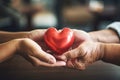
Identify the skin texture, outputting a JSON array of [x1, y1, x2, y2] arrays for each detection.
[[89, 29, 120, 43], [0, 30, 66, 67], [102, 43, 120, 65], [0, 28, 120, 69], [58, 29, 120, 70]]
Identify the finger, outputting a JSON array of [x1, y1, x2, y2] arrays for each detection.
[[74, 59, 86, 70], [32, 47, 56, 64], [66, 59, 86, 70], [51, 61, 66, 67], [29, 56, 66, 67], [22, 39, 56, 64], [66, 60, 74, 68], [58, 47, 84, 61]]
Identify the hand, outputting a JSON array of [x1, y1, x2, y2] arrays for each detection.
[[71, 29, 92, 49], [89, 29, 120, 43], [0, 29, 49, 52], [17, 38, 66, 67], [57, 30, 103, 70], [28, 29, 49, 52], [0, 38, 66, 67], [59, 41, 103, 70]]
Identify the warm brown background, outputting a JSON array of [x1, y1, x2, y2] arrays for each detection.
[[0, 55, 120, 80]]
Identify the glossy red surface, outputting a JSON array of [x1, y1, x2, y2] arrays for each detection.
[[44, 27, 74, 55]]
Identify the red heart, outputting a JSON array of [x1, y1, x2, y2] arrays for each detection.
[[44, 27, 74, 55]]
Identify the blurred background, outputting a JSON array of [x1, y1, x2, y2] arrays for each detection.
[[0, 0, 120, 32], [0, 0, 120, 80]]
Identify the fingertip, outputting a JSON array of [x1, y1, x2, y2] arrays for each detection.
[[56, 61, 66, 66], [55, 55, 67, 62], [39, 50, 66, 64], [61, 55, 67, 61], [40, 50, 57, 64], [48, 56, 56, 64]]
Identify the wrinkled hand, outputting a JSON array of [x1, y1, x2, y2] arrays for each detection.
[[59, 41, 103, 70], [57, 30, 103, 70]]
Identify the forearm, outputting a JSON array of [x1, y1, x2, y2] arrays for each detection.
[[0, 29, 46, 43], [0, 31, 30, 43], [0, 39, 20, 63], [102, 43, 120, 65], [89, 29, 120, 43]]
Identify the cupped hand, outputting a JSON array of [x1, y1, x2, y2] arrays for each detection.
[[28, 29, 50, 52], [17, 38, 66, 67]]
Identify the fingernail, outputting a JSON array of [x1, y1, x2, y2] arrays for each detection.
[[48, 58, 56, 64], [60, 61, 66, 66], [59, 55, 67, 62]]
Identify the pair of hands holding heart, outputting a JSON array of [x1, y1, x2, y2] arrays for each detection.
[[42, 27, 97, 70], [30, 28, 101, 70]]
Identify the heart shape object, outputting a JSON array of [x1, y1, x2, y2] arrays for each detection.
[[44, 27, 74, 55]]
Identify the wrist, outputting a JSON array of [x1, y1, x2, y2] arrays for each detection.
[[89, 32, 99, 42], [14, 38, 29, 54], [0, 31, 30, 43], [9, 32, 30, 40], [107, 29, 120, 43], [89, 29, 120, 43], [12, 39, 24, 53], [28, 29, 46, 41], [17, 32, 30, 39], [98, 43, 105, 60], [101, 43, 120, 65], [0, 39, 21, 62]]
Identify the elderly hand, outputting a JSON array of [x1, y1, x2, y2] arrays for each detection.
[[59, 41, 103, 70], [57, 30, 104, 70]]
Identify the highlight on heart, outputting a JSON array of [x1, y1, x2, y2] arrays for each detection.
[[44, 27, 75, 55]]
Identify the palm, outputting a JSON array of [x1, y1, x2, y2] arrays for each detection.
[[29, 29, 49, 52]]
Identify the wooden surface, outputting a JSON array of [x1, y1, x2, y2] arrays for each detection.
[[0, 55, 120, 80]]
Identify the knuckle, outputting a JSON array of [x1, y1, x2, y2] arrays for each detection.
[[65, 51, 72, 59], [20, 38, 32, 43], [74, 60, 86, 70], [14, 38, 32, 46], [78, 47, 86, 57]]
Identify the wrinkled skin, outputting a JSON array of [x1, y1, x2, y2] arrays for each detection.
[[57, 30, 103, 70]]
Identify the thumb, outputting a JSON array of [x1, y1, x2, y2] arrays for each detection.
[[58, 47, 84, 61]]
